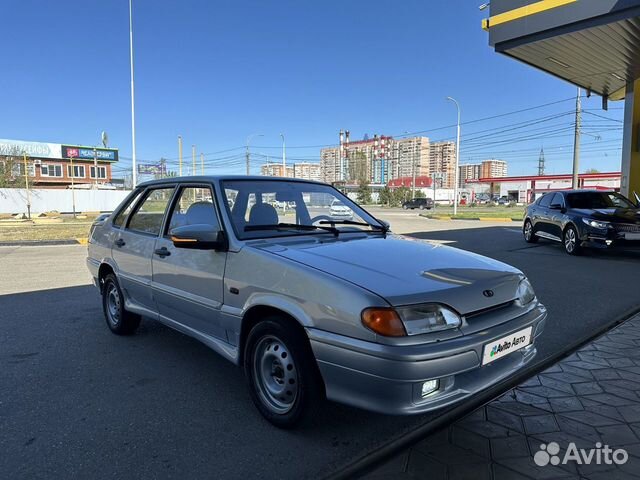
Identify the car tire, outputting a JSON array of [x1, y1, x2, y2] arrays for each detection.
[[563, 225, 582, 255], [244, 316, 324, 429], [101, 273, 141, 335], [403, 205, 408, 210], [523, 220, 538, 243]]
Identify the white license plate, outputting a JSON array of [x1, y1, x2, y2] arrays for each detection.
[[624, 233, 640, 240], [482, 326, 533, 365]]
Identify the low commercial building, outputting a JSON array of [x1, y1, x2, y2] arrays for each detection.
[[467, 172, 621, 203], [0, 138, 119, 189]]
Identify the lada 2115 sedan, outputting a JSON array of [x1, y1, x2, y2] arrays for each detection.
[[87, 177, 547, 428]]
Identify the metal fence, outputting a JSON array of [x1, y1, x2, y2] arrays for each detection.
[[0, 188, 131, 215]]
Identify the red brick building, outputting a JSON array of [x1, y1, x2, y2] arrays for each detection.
[[0, 138, 119, 189]]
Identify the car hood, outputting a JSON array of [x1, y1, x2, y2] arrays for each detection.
[[570, 208, 640, 224], [255, 235, 524, 313]]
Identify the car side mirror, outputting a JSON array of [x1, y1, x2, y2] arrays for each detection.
[[377, 219, 390, 230], [169, 224, 227, 251], [549, 203, 563, 210]]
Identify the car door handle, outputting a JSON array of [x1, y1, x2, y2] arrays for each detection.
[[154, 247, 171, 258], [114, 238, 126, 248]]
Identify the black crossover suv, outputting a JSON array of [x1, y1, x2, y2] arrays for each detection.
[[523, 190, 640, 255], [402, 197, 434, 210]]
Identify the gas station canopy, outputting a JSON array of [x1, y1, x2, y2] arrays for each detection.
[[485, 0, 640, 100]]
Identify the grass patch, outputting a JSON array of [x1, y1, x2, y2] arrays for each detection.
[[0, 221, 93, 242]]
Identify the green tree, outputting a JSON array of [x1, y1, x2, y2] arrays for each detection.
[[379, 186, 392, 206], [357, 178, 372, 204], [585, 168, 600, 174]]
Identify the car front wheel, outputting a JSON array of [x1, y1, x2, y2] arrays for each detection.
[[402, 205, 408, 210], [101, 273, 141, 335], [523, 220, 538, 243], [563, 225, 582, 255], [244, 316, 324, 428]]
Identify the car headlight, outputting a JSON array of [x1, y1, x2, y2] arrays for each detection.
[[362, 304, 462, 336], [582, 218, 610, 229], [516, 278, 535, 306], [396, 304, 462, 335]]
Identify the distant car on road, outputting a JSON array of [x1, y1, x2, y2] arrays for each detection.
[[87, 176, 546, 428], [329, 199, 353, 220], [402, 197, 434, 210], [523, 190, 640, 255]]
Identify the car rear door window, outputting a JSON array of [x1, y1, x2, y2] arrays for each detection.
[[127, 187, 175, 235], [113, 190, 144, 228]]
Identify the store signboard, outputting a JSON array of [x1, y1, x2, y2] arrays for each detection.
[[61, 145, 118, 162], [0, 139, 62, 159]]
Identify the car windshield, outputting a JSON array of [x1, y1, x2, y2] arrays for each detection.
[[222, 179, 384, 239], [566, 192, 636, 210]]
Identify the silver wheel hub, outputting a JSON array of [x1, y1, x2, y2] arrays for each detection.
[[565, 229, 576, 252], [524, 223, 532, 239], [253, 336, 298, 414], [106, 284, 121, 325]]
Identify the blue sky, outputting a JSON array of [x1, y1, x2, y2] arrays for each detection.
[[0, 0, 624, 179]]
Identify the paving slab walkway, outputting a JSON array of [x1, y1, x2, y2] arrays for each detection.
[[366, 313, 640, 480]]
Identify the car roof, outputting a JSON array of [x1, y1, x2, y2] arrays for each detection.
[[135, 175, 327, 188]]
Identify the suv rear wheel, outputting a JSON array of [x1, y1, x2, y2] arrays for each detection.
[[101, 273, 141, 335], [244, 316, 324, 428]]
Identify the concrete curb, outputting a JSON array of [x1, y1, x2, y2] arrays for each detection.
[[0, 238, 87, 247]]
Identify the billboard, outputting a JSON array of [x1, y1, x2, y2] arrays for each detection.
[[0, 139, 62, 159], [61, 145, 118, 162], [137, 163, 166, 175]]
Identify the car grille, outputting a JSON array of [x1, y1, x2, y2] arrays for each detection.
[[464, 300, 514, 319], [614, 223, 640, 233]]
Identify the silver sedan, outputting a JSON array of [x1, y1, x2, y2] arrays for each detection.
[[87, 176, 546, 428]]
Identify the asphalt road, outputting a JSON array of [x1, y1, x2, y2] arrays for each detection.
[[1, 209, 639, 479]]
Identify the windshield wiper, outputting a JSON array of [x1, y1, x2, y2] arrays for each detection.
[[244, 223, 339, 237], [319, 219, 388, 234]]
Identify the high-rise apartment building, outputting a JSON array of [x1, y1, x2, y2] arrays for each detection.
[[458, 159, 508, 187], [429, 141, 457, 189], [481, 159, 508, 179], [320, 131, 430, 185], [260, 163, 294, 178], [292, 162, 322, 181]]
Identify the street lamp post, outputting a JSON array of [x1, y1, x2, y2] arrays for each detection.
[[129, 0, 138, 187], [446, 96, 461, 216], [245, 133, 264, 175], [280, 133, 286, 177]]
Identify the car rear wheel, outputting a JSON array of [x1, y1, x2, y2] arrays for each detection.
[[402, 205, 408, 210], [563, 225, 582, 255], [523, 220, 538, 243], [101, 273, 141, 335], [244, 316, 324, 429]]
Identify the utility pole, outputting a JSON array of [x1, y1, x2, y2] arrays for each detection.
[[192, 145, 196, 175], [201, 152, 204, 175], [178, 136, 183, 176], [280, 133, 286, 177], [23, 152, 31, 219], [246, 133, 263, 176], [447, 96, 461, 216], [93, 147, 98, 188], [69, 155, 77, 218], [538, 147, 546, 176], [129, 0, 137, 187], [411, 138, 417, 199], [572, 87, 581, 189]]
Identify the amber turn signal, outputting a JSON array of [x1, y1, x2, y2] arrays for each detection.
[[361, 308, 407, 337]]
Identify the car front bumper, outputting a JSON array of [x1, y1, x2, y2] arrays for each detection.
[[307, 303, 547, 415], [581, 227, 640, 249]]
